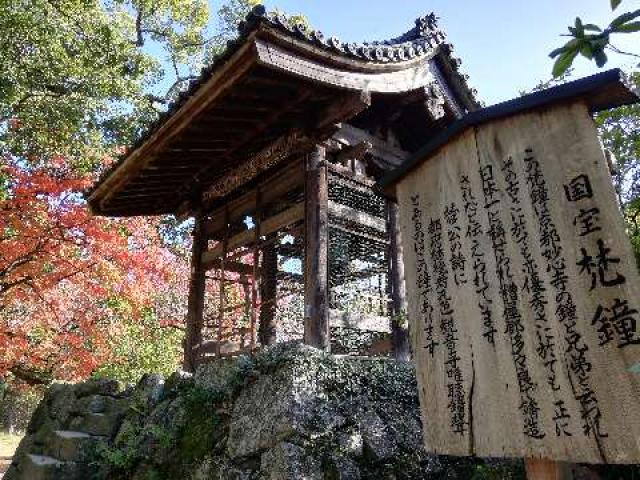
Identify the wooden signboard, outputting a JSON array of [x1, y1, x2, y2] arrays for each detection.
[[382, 71, 640, 464]]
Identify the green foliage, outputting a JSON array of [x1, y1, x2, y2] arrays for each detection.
[[470, 461, 525, 480], [550, 1, 640, 77], [527, 70, 640, 264], [0, 382, 44, 432], [94, 419, 143, 473], [178, 385, 225, 464], [594, 71, 640, 262], [92, 307, 182, 385], [0, 0, 209, 168]]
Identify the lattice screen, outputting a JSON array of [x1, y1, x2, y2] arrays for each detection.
[[328, 169, 390, 318]]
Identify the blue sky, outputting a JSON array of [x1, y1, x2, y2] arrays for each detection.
[[258, 0, 638, 105]]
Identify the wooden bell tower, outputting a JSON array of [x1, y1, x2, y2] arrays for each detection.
[[87, 7, 478, 371]]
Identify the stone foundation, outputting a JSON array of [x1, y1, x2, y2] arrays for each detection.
[[5, 342, 519, 479]]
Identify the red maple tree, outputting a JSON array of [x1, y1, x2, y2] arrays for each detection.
[[0, 156, 187, 384]]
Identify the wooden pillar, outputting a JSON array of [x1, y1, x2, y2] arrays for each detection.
[[250, 190, 262, 349], [388, 201, 410, 361], [525, 458, 573, 480], [183, 215, 207, 372], [258, 233, 278, 346], [216, 208, 229, 357], [304, 145, 330, 350]]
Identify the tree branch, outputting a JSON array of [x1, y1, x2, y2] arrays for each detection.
[[607, 44, 640, 61]]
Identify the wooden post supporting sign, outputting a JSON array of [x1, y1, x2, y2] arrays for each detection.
[[525, 458, 573, 480]]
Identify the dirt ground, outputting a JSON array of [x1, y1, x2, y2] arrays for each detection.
[[0, 432, 22, 478]]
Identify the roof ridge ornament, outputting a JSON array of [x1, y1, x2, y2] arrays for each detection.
[[416, 13, 440, 37]]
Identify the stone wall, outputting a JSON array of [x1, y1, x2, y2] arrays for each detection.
[[5, 343, 520, 479]]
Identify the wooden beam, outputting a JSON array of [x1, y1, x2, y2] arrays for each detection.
[[183, 90, 369, 218], [313, 91, 371, 132], [201, 202, 304, 266], [183, 216, 208, 372], [336, 140, 372, 174], [201, 257, 256, 275], [216, 207, 229, 357], [304, 145, 330, 350], [332, 124, 409, 167], [201, 129, 312, 205], [250, 189, 262, 349], [203, 161, 304, 236], [328, 200, 386, 233], [188, 86, 313, 204]]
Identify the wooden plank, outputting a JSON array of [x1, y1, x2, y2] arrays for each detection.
[[303, 145, 330, 350], [201, 203, 304, 265], [396, 100, 640, 463], [183, 216, 208, 372], [328, 200, 386, 233]]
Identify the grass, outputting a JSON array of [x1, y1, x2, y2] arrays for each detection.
[[0, 431, 23, 459]]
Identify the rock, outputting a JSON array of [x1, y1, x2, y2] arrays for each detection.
[[74, 379, 120, 398], [69, 412, 120, 437], [137, 373, 165, 404], [72, 394, 128, 416], [18, 454, 78, 480], [6, 342, 526, 480], [46, 384, 77, 428], [49, 431, 104, 462], [164, 370, 193, 394], [226, 368, 304, 458], [359, 410, 398, 460], [260, 442, 322, 480], [327, 455, 362, 480], [335, 429, 363, 457], [192, 456, 257, 480], [25, 400, 50, 434]]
